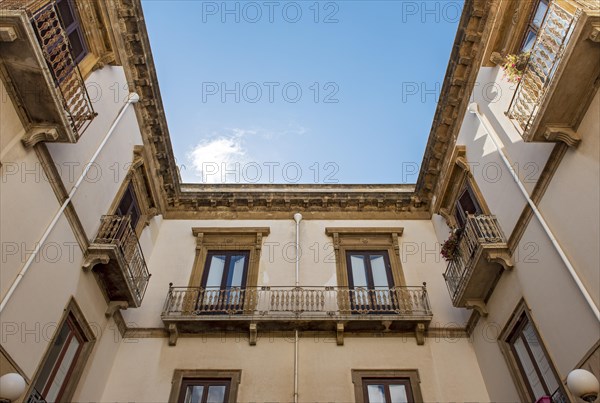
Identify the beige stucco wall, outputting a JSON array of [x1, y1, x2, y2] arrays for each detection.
[[445, 65, 600, 401], [122, 218, 470, 329], [100, 335, 489, 402], [0, 65, 154, 401]]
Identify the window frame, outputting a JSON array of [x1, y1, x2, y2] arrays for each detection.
[[25, 298, 96, 403], [351, 369, 423, 403], [168, 370, 241, 403], [519, 0, 550, 53], [499, 300, 570, 402], [55, 0, 89, 64], [325, 228, 406, 291]]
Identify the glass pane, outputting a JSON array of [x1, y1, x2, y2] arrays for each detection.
[[206, 256, 226, 288], [532, 1, 548, 29], [521, 30, 537, 53], [370, 255, 390, 287], [514, 336, 546, 398], [227, 255, 246, 288], [367, 384, 386, 403], [184, 386, 204, 403], [34, 324, 70, 392], [350, 255, 368, 287], [523, 323, 559, 394], [207, 385, 226, 403], [56, 0, 75, 29], [44, 336, 80, 402], [390, 384, 408, 403]]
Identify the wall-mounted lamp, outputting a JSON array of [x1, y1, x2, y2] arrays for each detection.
[[567, 369, 599, 402], [0, 373, 27, 403]]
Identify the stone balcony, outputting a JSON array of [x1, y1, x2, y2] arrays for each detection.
[[0, 0, 96, 146], [83, 215, 150, 310], [507, 0, 600, 147], [443, 215, 513, 316], [161, 284, 433, 346]]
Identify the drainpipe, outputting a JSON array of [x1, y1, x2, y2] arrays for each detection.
[[293, 212, 302, 403], [467, 102, 600, 321], [0, 92, 140, 313]]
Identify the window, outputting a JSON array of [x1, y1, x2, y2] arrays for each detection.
[[56, 0, 89, 63], [26, 300, 95, 403], [454, 184, 482, 229], [501, 303, 568, 402], [520, 0, 549, 52], [116, 183, 141, 230], [346, 251, 394, 310], [199, 251, 250, 312], [178, 379, 230, 403], [352, 370, 423, 403], [169, 370, 241, 403]]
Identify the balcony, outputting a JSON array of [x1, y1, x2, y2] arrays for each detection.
[[83, 215, 150, 308], [443, 215, 513, 315], [0, 0, 96, 146], [162, 285, 432, 346], [507, 0, 600, 146]]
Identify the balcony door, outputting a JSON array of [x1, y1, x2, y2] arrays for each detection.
[[346, 251, 394, 312], [454, 185, 482, 229], [199, 251, 249, 313]]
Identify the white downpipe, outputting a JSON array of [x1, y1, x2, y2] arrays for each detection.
[[468, 102, 600, 321], [0, 93, 140, 314], [293, 212, 302, 403]]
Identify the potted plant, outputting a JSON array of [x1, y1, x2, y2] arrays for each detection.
[[440, 230, 461, 261], [502, 52, 530, 83]]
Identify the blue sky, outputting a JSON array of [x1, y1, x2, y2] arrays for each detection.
[[141, 1, 463, 184]]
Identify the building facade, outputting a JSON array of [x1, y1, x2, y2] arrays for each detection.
[[0, 0, 598, 402]]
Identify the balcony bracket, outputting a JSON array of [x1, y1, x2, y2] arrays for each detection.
[[465, 300, 488, 317], [0, 27, 17, 42], [82, 252, 110, 271], [336, 322, 344, 346], [168, 323, 178, 346], [22, 126, 59, 148], [486, 249, 514, 271], [415, 323, 425, 346], [543, 126, 581, 147], [249, 323, 257, 346], [382, 320, 392, 332], [105, 301, 128, 318]]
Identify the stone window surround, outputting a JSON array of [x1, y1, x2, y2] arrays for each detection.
[[325, 227, 406, 288], [351, 369, 424, 403], [434, 146, 491, 229], [107, 146, 159, 237], [188, 227, 271, 289], [24, 297, 96, 403], [168, 369, 241, 403], [498, 299, 571, 402]]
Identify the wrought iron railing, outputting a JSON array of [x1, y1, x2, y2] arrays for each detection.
[[94, 215, 150, 305], [0, 0, 96, 137], [163, 284, 431, 317], [507, 1, 580, 135], [443, 215, 507, 302]]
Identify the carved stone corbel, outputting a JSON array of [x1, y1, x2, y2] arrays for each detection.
[[465, 299, 489, 317], [105, 301, 128, 317], [544, 126, 581, 147], [336, 322, 344, 346], [486, 249, 514, 271], [489, 51, 505, 65], [415, 323, 425, 345], [21, 126, 59, 148], [168, 323, 178, 346], [589, 24, 600, 43], [82, 253, 110, 271], [249, 323, 257, 346]]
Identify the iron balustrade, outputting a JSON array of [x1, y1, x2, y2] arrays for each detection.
[[443, 215, 507, 303], [0, 0, 96, 137], [94, 215, 150, 305], [507, 0, 580, 135], [163, 285, 431, 318]]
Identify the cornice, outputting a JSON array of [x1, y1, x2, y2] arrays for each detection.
[[415, 0, 498, 210], [110, 0, 497, 217]]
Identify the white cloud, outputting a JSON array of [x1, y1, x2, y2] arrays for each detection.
[[188, 134, 248, 183]]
